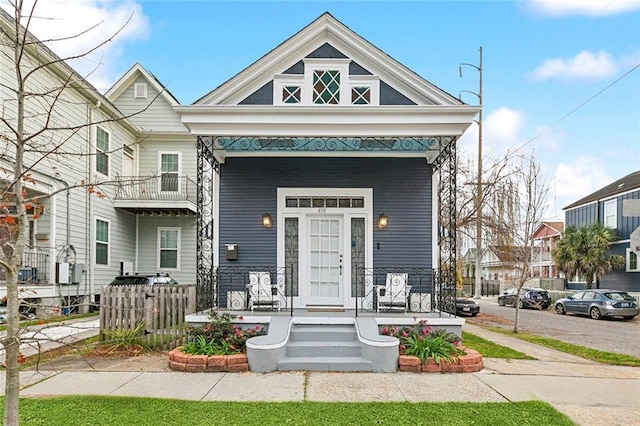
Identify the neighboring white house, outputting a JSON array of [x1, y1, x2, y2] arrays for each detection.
[[0, 9, 197, 314]]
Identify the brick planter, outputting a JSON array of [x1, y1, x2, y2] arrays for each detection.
[[168, 347, 249, 372], [398, 348, 483, 373]]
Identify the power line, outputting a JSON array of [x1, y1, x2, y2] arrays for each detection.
[[515, 62, 640, 153]]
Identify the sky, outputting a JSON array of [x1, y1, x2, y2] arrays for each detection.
[[4, 0, 640, 222]]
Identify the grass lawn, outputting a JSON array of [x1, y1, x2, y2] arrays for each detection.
[[462, 331, 535, 360], [481, 326, 640, 367], [6, 397, 574, 425]]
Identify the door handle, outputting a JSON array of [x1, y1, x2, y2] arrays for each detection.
[[339, 254, 343, 276]]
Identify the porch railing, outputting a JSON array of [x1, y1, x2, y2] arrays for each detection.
[[0, 251, 50, 284], [114, 175, 197, 202], [200, 266, 456, 316]]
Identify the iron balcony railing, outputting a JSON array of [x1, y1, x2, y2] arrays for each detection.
[[114, 175, 197, 202], [200, 266, 457, 317], [0, 251, 50, 284]]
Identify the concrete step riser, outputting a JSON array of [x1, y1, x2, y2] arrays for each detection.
[[286, 343, 361, 358], [289, 329, 357, 342]]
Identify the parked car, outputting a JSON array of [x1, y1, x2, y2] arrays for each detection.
[[554, 290, 639, 320], [498, 287, 551, 309], [455, 290, 480, 316], [109, 273, 178, 287]]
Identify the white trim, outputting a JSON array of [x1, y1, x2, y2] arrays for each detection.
[[604, 198, 617, 229], [94, 216, 110, 268], [158, 151, 182, 192], [95, 126, 110, 177], [134, 82, 148, 99], [277, 188, 373, 309], [175, 104, 480, 137], [157, 227, 181, 271], [273, 74, 304, 105]]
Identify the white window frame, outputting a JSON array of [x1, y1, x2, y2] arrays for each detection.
[[604, 198, 617, 229], [303, 59, 350, 105], [158, 227, 181, 270], [158, 151, 182, 192], [95, 217, 110, 267], [273, 74, 304, 105], [626, 249, 639, 272], [349, 75, 380, 106], [95, 126, 110, 177], [134, 82, 148, 99]]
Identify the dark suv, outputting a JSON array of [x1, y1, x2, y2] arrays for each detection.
[[498, 287, 551, 309], [109, 273, 178, 287]]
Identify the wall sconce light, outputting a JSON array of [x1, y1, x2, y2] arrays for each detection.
[[378, 214, 388, 229], [262, 213, 272, 228]]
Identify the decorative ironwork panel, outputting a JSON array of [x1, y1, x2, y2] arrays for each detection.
[[284, 217, 299, 297], [351, 218, 365, 297], [214, 136, 441, 153], [196, 136, 219, 312], [433, 136, 457, 312]]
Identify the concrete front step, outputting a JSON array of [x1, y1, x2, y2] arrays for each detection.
[[277, 356, 373, 372], [286, 340, 362, 358], [288, 324, 357, 342]]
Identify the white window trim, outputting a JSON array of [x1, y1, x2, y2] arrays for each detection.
[[94, 217, 110, 268], [158, 151, 182, 192], [273, 74, 304, 105], [158, 227, 181, 271], [626, 248, 639, 272], [604, 198, 617, 229], [95, 126, 110, 177], [349, 75, 380, 106], [303, 59, 351, 105], [134, 82, 148, 99]]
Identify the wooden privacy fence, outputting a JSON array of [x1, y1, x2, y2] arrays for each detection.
[[100, 285, 197, 350]]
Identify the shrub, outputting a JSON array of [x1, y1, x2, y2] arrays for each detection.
[[381, 320, 464, 366], [182, 311, 266, 356]]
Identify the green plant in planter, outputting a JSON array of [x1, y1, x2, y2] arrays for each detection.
[[182, 311, 266, 356], [403, 334, 464, 366]]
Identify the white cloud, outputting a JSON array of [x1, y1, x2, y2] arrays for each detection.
[[484, 107, 523, 145], [553, 157, 612, 199], [527, 0, 640, 17], [528, 50, 618, 82], [2, 0, 150, 92]]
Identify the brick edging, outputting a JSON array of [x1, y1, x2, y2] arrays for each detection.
[[398, 348, 483, 373], [168, 347, 249, 372]]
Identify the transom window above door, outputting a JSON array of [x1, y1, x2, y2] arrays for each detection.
[[273, 59, 379, 106]]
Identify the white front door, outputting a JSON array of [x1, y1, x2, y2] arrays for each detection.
[[307, 216, 343, 306]]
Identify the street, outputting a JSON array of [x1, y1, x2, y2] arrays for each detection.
[[467, 297, 640, 358]]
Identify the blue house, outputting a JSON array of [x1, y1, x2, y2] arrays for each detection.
[[564, 170, 640, 292], [174, 13, 479, 312]]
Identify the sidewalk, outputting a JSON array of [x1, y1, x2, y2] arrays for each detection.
[[3, 321, 640, 426]]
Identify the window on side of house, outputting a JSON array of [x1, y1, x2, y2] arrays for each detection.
[[160, 152, 180, 192], [627, 250, 638, 272], [95, 218, 109, 266], [158, 227, 180, 269], [134, 82, 147, 99], [604, 199, 617, 229], [96, 127, 110, 176], [313, 69, 340, 104]]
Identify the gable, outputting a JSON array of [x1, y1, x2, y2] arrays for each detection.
[[195, 13, 459, 107]]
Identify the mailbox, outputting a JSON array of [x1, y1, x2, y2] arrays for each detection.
[[225, 244, 238, 261]]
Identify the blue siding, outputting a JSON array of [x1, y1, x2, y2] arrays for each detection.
[[565, 189, 640, 291], [218, 157, 432, 269]]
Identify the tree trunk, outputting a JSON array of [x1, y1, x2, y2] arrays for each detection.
[[3, 268, 20, 426]]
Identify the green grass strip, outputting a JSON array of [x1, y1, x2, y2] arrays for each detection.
[[483, 326, 640, 367], [6, 397, 573, 426], [462, 331, 536, 360]]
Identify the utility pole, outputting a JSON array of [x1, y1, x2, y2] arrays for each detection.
[[460, 46, 483, 299]]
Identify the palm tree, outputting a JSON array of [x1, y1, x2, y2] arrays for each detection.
[[552, 223, 625, 289]]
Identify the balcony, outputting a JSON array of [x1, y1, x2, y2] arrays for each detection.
[[0, 251, 50, 284], [113, 175, 197, 215]]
